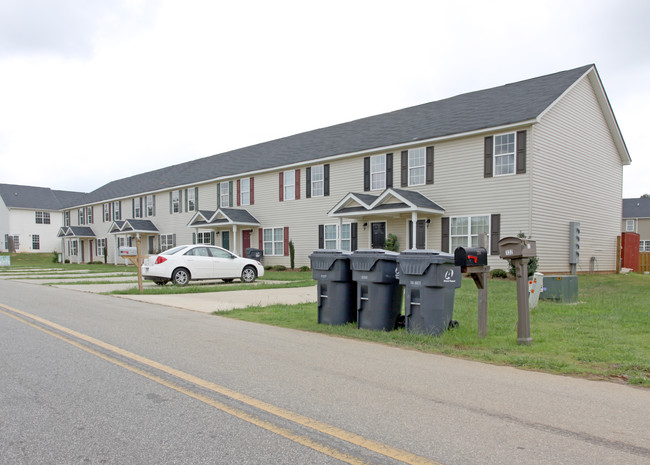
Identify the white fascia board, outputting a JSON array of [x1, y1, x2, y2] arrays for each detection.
[[186, 211, 211, 227], [327, 193, 374, 215]]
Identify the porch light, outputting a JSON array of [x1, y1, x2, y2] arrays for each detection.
[[363, 222, 368, 230]]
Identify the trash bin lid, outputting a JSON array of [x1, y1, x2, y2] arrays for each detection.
[[350, 249, 398, 271], [397, 249, 455, 275], [309, 249, 351, 271]]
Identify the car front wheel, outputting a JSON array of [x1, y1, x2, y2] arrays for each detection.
[[172, 268, 190, 286], [241, 266, 257, 283]]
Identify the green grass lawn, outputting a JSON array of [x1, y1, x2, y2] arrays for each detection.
[[219, 273, 650, 386]]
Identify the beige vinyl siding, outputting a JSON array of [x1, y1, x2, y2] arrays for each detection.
[[532, 76, 622, 272], [637, 219, 650, 240]]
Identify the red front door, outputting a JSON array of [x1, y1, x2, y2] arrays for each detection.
[[242, 230, 251, 255]]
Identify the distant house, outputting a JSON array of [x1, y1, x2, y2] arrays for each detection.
[[0, 184, 86, 255], [5, 65, 632, 273], [622, 198, 650, 252]]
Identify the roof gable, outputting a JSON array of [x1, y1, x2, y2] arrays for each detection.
[[0, 183, 86, 210]]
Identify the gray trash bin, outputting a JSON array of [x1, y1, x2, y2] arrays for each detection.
[[309, 250, 356, 325], [397, 249, 462, 335], [245, 248, 263, 261], [350, 249, 402, 331]]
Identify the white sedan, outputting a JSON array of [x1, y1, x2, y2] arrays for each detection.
[[142, 245, 264, 286]]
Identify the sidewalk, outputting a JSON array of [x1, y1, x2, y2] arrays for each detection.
[[115, 286, 317, 313]]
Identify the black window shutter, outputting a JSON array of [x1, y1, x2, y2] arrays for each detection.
[[229, 181, 233, 207], [139, 197, 143, 217], [192, 232, 196, 244], [426, 146, 434, 184], [132, 199, 135, 217], [386, 153, 393, 188], [490, 214, 501, 255], [401, 151, 408, 187], [216, 183, 221, 209], [152, 196, 156, 216], [441, 217, 450, 252], [318, 224, 324, 249], [516, 130, 527, 174], [306, 167, 312, 198], [324, 164, 330, 196], [172, 234, 176, 247], [351, 222, 358, 251], [169, 192, 172, 214], [195, 187, 199, 210], [363, 157, 370, 191], [184, 189, 188, 212], [484, 136, 493, 178]]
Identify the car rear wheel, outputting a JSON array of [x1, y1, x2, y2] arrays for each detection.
[[172, 268, 190, 286], [241, 266, 257, 283]]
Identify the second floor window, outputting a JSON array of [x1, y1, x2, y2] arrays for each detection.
[[113, 201, 121, 221], [103, 203, 110, 222], [64, 211, 70, 227], [86, 207, 93, 224], [187, 189, 196, 212], [172, 191, 180, 213], [78, 208, 85, 225], [370, 154, 386, 190], [494, 133, 516, 176], [240, 178, 250, 205], [311, 165, 324, 197], [220, 182, 230, 208], [284, 170, 295, 201], [146, 195, 155, 216], [408, 148, 426, 186], [35, 211, 50, 224]]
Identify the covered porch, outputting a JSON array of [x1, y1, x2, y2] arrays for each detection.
[[187, 208, 261, 257], [57, 226, 97, 264], [328, 188, 446, 250], [109, 219, 159, 264]]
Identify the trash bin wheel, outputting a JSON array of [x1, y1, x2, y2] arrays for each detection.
[[448, 320, 459, 329]]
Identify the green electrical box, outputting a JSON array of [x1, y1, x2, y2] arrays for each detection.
[[540, 275, 578, 303]]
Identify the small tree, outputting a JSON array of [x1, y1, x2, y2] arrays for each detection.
[[384, 233, 399, 252], [289, 240, 295, 270], [103, 246, 108, 264]]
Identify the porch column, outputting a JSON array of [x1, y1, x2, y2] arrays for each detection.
[[233, 225, 238, 254], [411, 211, 418, 250], [337, 217, 343, 250]]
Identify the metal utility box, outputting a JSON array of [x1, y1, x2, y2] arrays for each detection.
[[454, 246, 488, 270], [540, 275, 578, 303], [397, 250, 462, 335], [309, 250, 356, 325], [350, 249, 402, 331], [119, 246, 138, 256], [498, 237, 537, 259]]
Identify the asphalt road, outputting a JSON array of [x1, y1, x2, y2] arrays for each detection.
[[1, 279, 648, 465]]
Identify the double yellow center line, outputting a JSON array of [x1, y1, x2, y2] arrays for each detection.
[[0, 304, 442, 465]]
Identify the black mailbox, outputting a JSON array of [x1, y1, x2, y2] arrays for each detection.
[[454, 247, 488, 271]]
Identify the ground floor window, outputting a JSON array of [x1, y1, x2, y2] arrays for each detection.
[[160, 234, 175, 251], [32, 235, 40, 250], [197, 232, 212, 244], [97, 238, 106, 256], [263, 227, 284, 256], [450, 215, 490, 249], [68, 240, 78, 256], [323, 223, 352, 251], [641, 240, 650, 252]]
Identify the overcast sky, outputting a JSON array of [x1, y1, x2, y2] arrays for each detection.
[[0, 0, 648, 197]]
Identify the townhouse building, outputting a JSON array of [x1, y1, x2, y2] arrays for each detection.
[[44, 64, 630, 273]]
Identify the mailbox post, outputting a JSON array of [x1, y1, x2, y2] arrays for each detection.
[[498, 236, 537, 345], [119, 235, 145, 292], [454, 233, 490, 338]]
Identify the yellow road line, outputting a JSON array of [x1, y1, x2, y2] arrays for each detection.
[[0, 304, 443, 465]]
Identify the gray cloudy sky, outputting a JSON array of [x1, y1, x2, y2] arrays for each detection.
[[0, 0, 648, 197]]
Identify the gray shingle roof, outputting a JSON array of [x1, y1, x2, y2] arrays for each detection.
[[623, 198, 650, 218], [0, 184, 86, 210]]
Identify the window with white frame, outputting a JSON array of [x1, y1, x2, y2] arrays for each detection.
[[146, 195, 155, 216], [197, 232, 212, 244], [35, 211, 50, 224], [450, 215, 490, 250], [408, 148, 426, 186], [64, 211, 70, 227], [160, 234, 174, 251], [322, 223, 352, 251], [240, 178, 250, 205], [187, 189, 196, 212], [625, 219, 635, 232], [32, 235, 39, 250], [103, 203, 110, 222], [311, 165, 324, 197], [69, 240, 78, 256], [370, 154, 386, 191], [494, 133, 516, 176], [220, 182, 230, 207], [97, 238, 106, 256], [134, 199, 142, 218], [113, 201, 121, 220], [263, 227, 284, 256], [640, 240, 650, 252], [86, 207, 93, 224], [172, 191, 180, 213], [284, 170, 295, 201], [78, 208, 85, 225], [12, 235, 19, 250]]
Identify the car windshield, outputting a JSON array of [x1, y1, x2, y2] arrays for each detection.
[[161, 246, 188, 255]]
